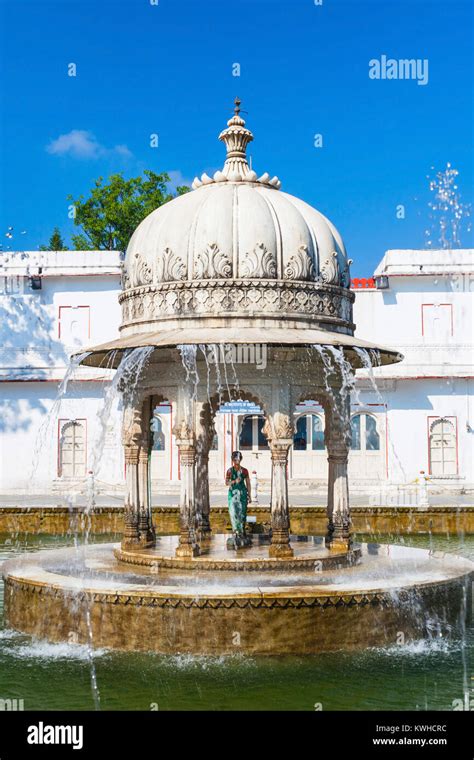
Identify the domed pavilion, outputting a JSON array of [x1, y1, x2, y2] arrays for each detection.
[[79, 99, 402, 560], [9, 102, 472, 659]]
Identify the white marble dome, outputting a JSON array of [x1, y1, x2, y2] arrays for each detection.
[[78, 102, 403, 368], [124, 103, 352, 290], [125, 183, 351, 287], [115, 101, 361, 348]]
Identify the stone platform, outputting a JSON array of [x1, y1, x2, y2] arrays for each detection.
[[114, 534, 361, 571], [3, 537, 473, 655]]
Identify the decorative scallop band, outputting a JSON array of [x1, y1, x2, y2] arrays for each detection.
[[5, 576, 400, 609], [119, 280, 354, 329]]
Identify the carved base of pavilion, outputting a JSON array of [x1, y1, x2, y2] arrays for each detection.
[[325, 536, 353, 552], [114, 533, 361, 572], [4, 541, 473, 655]]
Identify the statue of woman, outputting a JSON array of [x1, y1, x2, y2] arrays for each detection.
[[225, 450, 252, 548]]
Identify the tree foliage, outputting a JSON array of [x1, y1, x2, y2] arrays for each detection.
[[40, 227, 68, 251], [67, 171, 189, 251]]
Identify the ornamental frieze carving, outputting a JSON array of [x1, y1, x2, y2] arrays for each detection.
[[194, 243, 232, 279], [295, 291, 309, 308], [165, 291, 179, 310], [284, 245, 315, 281], [121, 280, 354, 326], [211, 288, 229, 310], [263, 289, 279, 308], [230, 288, 245, 307], [5, 576, 391, 609], [152, 292, 165, 316], [240, 242, 277, 278], [247, 288, 261, 307], [280, 290, 295, 309], [157, 247, 187, 282], [142, 293, 153, 315]]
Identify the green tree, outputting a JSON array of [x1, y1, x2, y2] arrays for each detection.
[[68, 171, 189, 251], [40, 227, 68, 251]]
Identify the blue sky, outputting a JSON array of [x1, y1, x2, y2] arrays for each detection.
[[0, 0, 472, 274]]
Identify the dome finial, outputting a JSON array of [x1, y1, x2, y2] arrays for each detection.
[[218, 98, 254, 181], [192, 101, 281, 189]]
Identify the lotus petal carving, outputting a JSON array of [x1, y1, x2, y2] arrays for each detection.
[[194, 243, 232, 279], [240, 242, 277, 279], [157, 248, 187, 282], [136, 258, 153, 285], [284, 245, 315, 281], [320, 251, 340, 286]]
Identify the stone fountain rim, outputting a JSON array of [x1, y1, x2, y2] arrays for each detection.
[[3, 542, 473, 604]]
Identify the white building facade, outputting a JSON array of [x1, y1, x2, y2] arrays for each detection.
[[0, 248, 472, 494]]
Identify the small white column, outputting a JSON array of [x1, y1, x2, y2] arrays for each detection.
[[195, 409, 214, 539], [324, 394, 352, 551], [138, 447, 154, 545], [123, 444, 140, 548], [174, 421, 200, 558], [251, 471, 259, 505], [263, 413, 294, 559], [137, 396, 154, 546]]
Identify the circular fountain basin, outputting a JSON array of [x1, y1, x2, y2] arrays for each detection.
[[3, 537, 473, 655]]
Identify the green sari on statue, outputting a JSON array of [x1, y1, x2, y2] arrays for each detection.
[[226, 466, 250, 537]]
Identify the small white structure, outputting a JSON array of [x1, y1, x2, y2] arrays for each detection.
[[0, 251, 124, 493], [354, 249, 473, 490]]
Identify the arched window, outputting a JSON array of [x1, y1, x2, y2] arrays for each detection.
[[239, 416, 253, 450], [294, 416, 307, 450], [59, 419, 86, 478], [293, 414, 325, 451], [351, 414, 380, 451], [350, 415, 361, 450], [365, 414, 380, 451], [429, 418, 456, 475], [151, 416, 165, 451], [311, 415, 325, 450], [239, 415, 268, 451]]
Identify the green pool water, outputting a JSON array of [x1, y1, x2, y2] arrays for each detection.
[[0, 531, 472, 711]]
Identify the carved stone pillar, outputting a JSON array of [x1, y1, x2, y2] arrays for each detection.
[[324, 392, 352, 551], [174, 421, 200, 558], [137, 396, 155, 546], [195, 407, 215, 539], [196, 448, 211, 538], [138, 447, 154, 546], [263, 413, 294, 558], [121, 398, 155, 550], [123, 443, 140, 548]]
